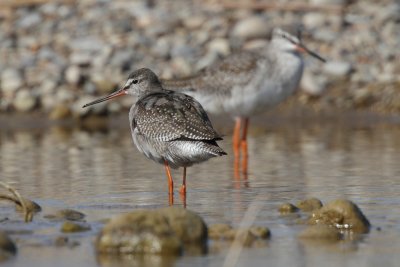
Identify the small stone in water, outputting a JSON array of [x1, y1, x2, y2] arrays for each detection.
[[297, 198, 323, 212], [61, 221, 91, 233], [278, 203, 299, 214]]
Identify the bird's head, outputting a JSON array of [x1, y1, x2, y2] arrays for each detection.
[[82, 68, 162, 108], [271, 28, 326, 62]]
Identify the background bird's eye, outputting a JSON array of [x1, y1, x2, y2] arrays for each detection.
[[132, 79, 138, 84]]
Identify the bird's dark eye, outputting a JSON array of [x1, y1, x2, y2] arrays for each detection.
[[132, 79, 138, 84]]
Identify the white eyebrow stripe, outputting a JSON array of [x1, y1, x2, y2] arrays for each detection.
[[125, 79, 133, 87]]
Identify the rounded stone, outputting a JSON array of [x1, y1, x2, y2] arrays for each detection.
[[298, 225, 341, 240], [96, 210, 182, 255], [297, 198, 323, 212], [13, 90, 37, 112], [207, 38, 230, 56], [231, 16, 270, 40], [45, 209, 86, 221], [61, 221, 91, 233], [49, 105, 72, 120], [278, 203, 299, 214], [65, 65, 82, 85], [300, 70, 328, 96], [308, 199, 370, 233], [323, 61, 353, 76], [158, 207, 208, 245], [1, 69, 23, 94]]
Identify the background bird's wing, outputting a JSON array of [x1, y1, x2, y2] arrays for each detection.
[[162, 50, 262, 95], [133, 92, 221, 142]]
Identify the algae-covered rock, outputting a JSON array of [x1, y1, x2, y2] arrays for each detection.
[[278, 203, 299, 214], [297, 198, 323, 212], [61, 221, 91, 233], [45, 209, 86, 221], [158, 207, 207, 245], [308, 199, 370, 233], [208, 224, 270, 247], [96, 210, 183, 255], [0, 231, 17, 262], [208, 224, 235, 240], [298, 225, 341, 241]]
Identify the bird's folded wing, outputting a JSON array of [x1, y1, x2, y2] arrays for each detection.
[[133, 92, 221, 142]]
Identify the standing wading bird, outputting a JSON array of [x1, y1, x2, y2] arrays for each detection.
[[83, 68, 226, 206], [161, 28, 326, 179]]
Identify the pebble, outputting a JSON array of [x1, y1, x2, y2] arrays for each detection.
[[323, 61, 353, 77], [13, 89, 37, 112], [231, 15, 271, 40], [45, 209, 86, 221], [278, 203, 299, 214], [65, 65, 83, 85], [61, 221, 91, 233], [303, 13, 326, 29], [301, 70, 328, 96], [1, 69, 23, 94]]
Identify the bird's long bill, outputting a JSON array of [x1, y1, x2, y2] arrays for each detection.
[[82, 89, 127, 108], [297, 44, 326, 63]]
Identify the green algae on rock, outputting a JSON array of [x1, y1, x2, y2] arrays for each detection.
[[297, 198, 323, 212], [299, 225, 342, 241], [158, 207, 207, 245], [208, 223, 270, 247], [278, 202, 299, 214], [61, 221, 91, 233], [44, 209, 86, 221], [96, 207, 208, 255], [308, 199, 370, 234]]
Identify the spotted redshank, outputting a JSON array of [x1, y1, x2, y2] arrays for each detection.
[[83, 68, 226, 205], [161, 28, 326, 178]]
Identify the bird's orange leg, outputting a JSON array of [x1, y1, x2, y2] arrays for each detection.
[[179, 167, 187, 208], [241, 118, 249, 178], [233, 117, 242, 180], [164, 160, 174, 206]]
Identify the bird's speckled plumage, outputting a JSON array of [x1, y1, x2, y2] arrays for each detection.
[[129, 87, 226, 168]]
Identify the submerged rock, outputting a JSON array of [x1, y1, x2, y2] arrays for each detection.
[[45, 209, 86, 221], [61, 221, 91, 233], [158, 207, 207, 245], [96, 207, 207, 255], [208, 223, 270, 247], [278, 203, 299, 214], [298, 225, 342, 241], [308, 199, 370, 233], [0, 231, 17, 262], [297, 198, 323, 212]]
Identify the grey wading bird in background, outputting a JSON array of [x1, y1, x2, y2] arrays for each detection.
[[161, 28, 326, 179], [83, 68, 226, 206]]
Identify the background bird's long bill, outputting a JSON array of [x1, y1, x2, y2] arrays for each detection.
[[297, 44, 326, 63], [82, 89, 126, 108]]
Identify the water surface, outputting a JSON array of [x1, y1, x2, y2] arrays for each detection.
[[1, 113, 400, 267]]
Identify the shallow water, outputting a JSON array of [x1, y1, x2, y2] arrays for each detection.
[[1, 114, 400, 267]]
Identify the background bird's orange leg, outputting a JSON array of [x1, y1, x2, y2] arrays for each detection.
[[241, 118, 249, 178], [233, 117, 242, 179], [179, 167, 187, 196], [164, 160, 174, 205], [179, 167, 187, 208]]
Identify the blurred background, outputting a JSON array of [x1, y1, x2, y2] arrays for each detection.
[[0, 0, 399, 120]]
